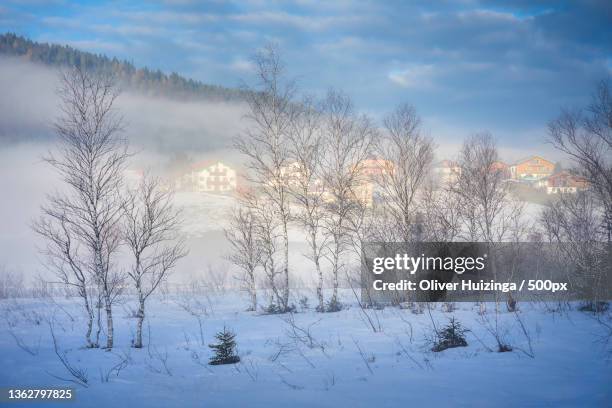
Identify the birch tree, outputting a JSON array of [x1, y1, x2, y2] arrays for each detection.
[[122, 175, 187, 348], [35, 66, 129, 349], [235, 45, 296, 312], [242, 193, 285, 311], [548, 79, 612, 241], [455, 133, 524, 318], [225, 206, 262, 311], [454, 132, 518, 243], [541, 190, 610, 308], [376, 103, 435, 243], [287, 97, 328, 311], [320, 89, 376, 311]]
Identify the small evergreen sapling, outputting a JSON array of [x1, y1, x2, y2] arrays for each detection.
[[208, 326, 240, 365], [431, 317, 468, 352]]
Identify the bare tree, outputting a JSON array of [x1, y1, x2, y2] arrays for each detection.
[[548, 79, 612, 241], [454, 133, 525, 317], [541, 191, 605, 244], [454, 132, 514, 243], [243, 193, 285, 311], [225, 205, 262, 311], [287, 97, 328, 311], [0, 266, 26, 299], [376, 103, 435, 243], [235, 45, 296, 312], [540, 191, 608, 307], [34, 66, 129, 349], [122, 175, 187, 348], [319, 89, 377, 310], [420, 179, 462, 242]]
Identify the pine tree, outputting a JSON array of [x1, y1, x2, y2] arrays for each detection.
[[208, 326, 240, 365], [431, 317, 468, 352]]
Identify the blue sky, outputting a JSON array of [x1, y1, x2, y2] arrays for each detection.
[[1, 0, 611, 152]]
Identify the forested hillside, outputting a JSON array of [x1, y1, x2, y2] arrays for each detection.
[[0, 32, 246, 102]]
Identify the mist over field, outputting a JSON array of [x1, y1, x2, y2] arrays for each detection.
[[0, 57, 248, 153], [0, 57, 252, 285], [0, 55, 569, 286], [0, 57, 320, 288], [0, 142, 234, 284]]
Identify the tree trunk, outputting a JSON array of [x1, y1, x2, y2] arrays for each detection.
[[331, 238, 340, 306], [265, 256, 281, 308], [94, 298, 101, 347], [134, 297, 145, 348], [332, 272, 339, 304], [309, 228, 325, 312], [104, 296, 114, 349], [315, 256, 324, 312], [83, 294, 94, 348], [249, 270, 257, 311], [281, 218, 290, 311]]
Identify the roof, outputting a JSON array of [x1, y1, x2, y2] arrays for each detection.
[[511, 155, 554, 166], [491, 161, 508, 168]]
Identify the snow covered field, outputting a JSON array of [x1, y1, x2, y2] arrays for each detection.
[[1, 292, 610, 407], [0, 146, 609, 407]]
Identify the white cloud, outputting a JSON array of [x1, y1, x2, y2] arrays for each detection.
[[387, 64, 437, 89], [316, 36, 400, 55], [230, 11, 365, 31], [41, 15, 82, 28], [112, 10, 218, 25], [91, 23, 167, 37], [458, 9, 525, 23], [229, 58, 255, 73]]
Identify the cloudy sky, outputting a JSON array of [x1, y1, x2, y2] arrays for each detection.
[[1, 0, 611, 152]]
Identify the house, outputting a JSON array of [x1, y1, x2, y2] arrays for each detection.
[[175, 161, 237, 193], [539, 171, 589, 194], [490, 161, 511, 180], [278, 161, 328, 198], [509, 156, 554, 181], [359, 158, 394, 180], [278, 158, 393, 207], [433, 160, 461, 184], [356, 158, 395, 206]]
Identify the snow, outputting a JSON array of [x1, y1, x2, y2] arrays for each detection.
[[0, 149, 609, 407], [1, 293, 610, 407], [174, 192, 236, 238]]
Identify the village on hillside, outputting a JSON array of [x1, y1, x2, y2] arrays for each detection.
[[147, 154, 589, 206]]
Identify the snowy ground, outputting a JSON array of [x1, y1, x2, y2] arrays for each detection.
[[0, 147, 609, 407], [1, 292, 610, 407]]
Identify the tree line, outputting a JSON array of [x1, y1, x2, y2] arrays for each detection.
[[0, 32, 246, 102], [225, 46, 611, 315], [34, 44, 611, 351]]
